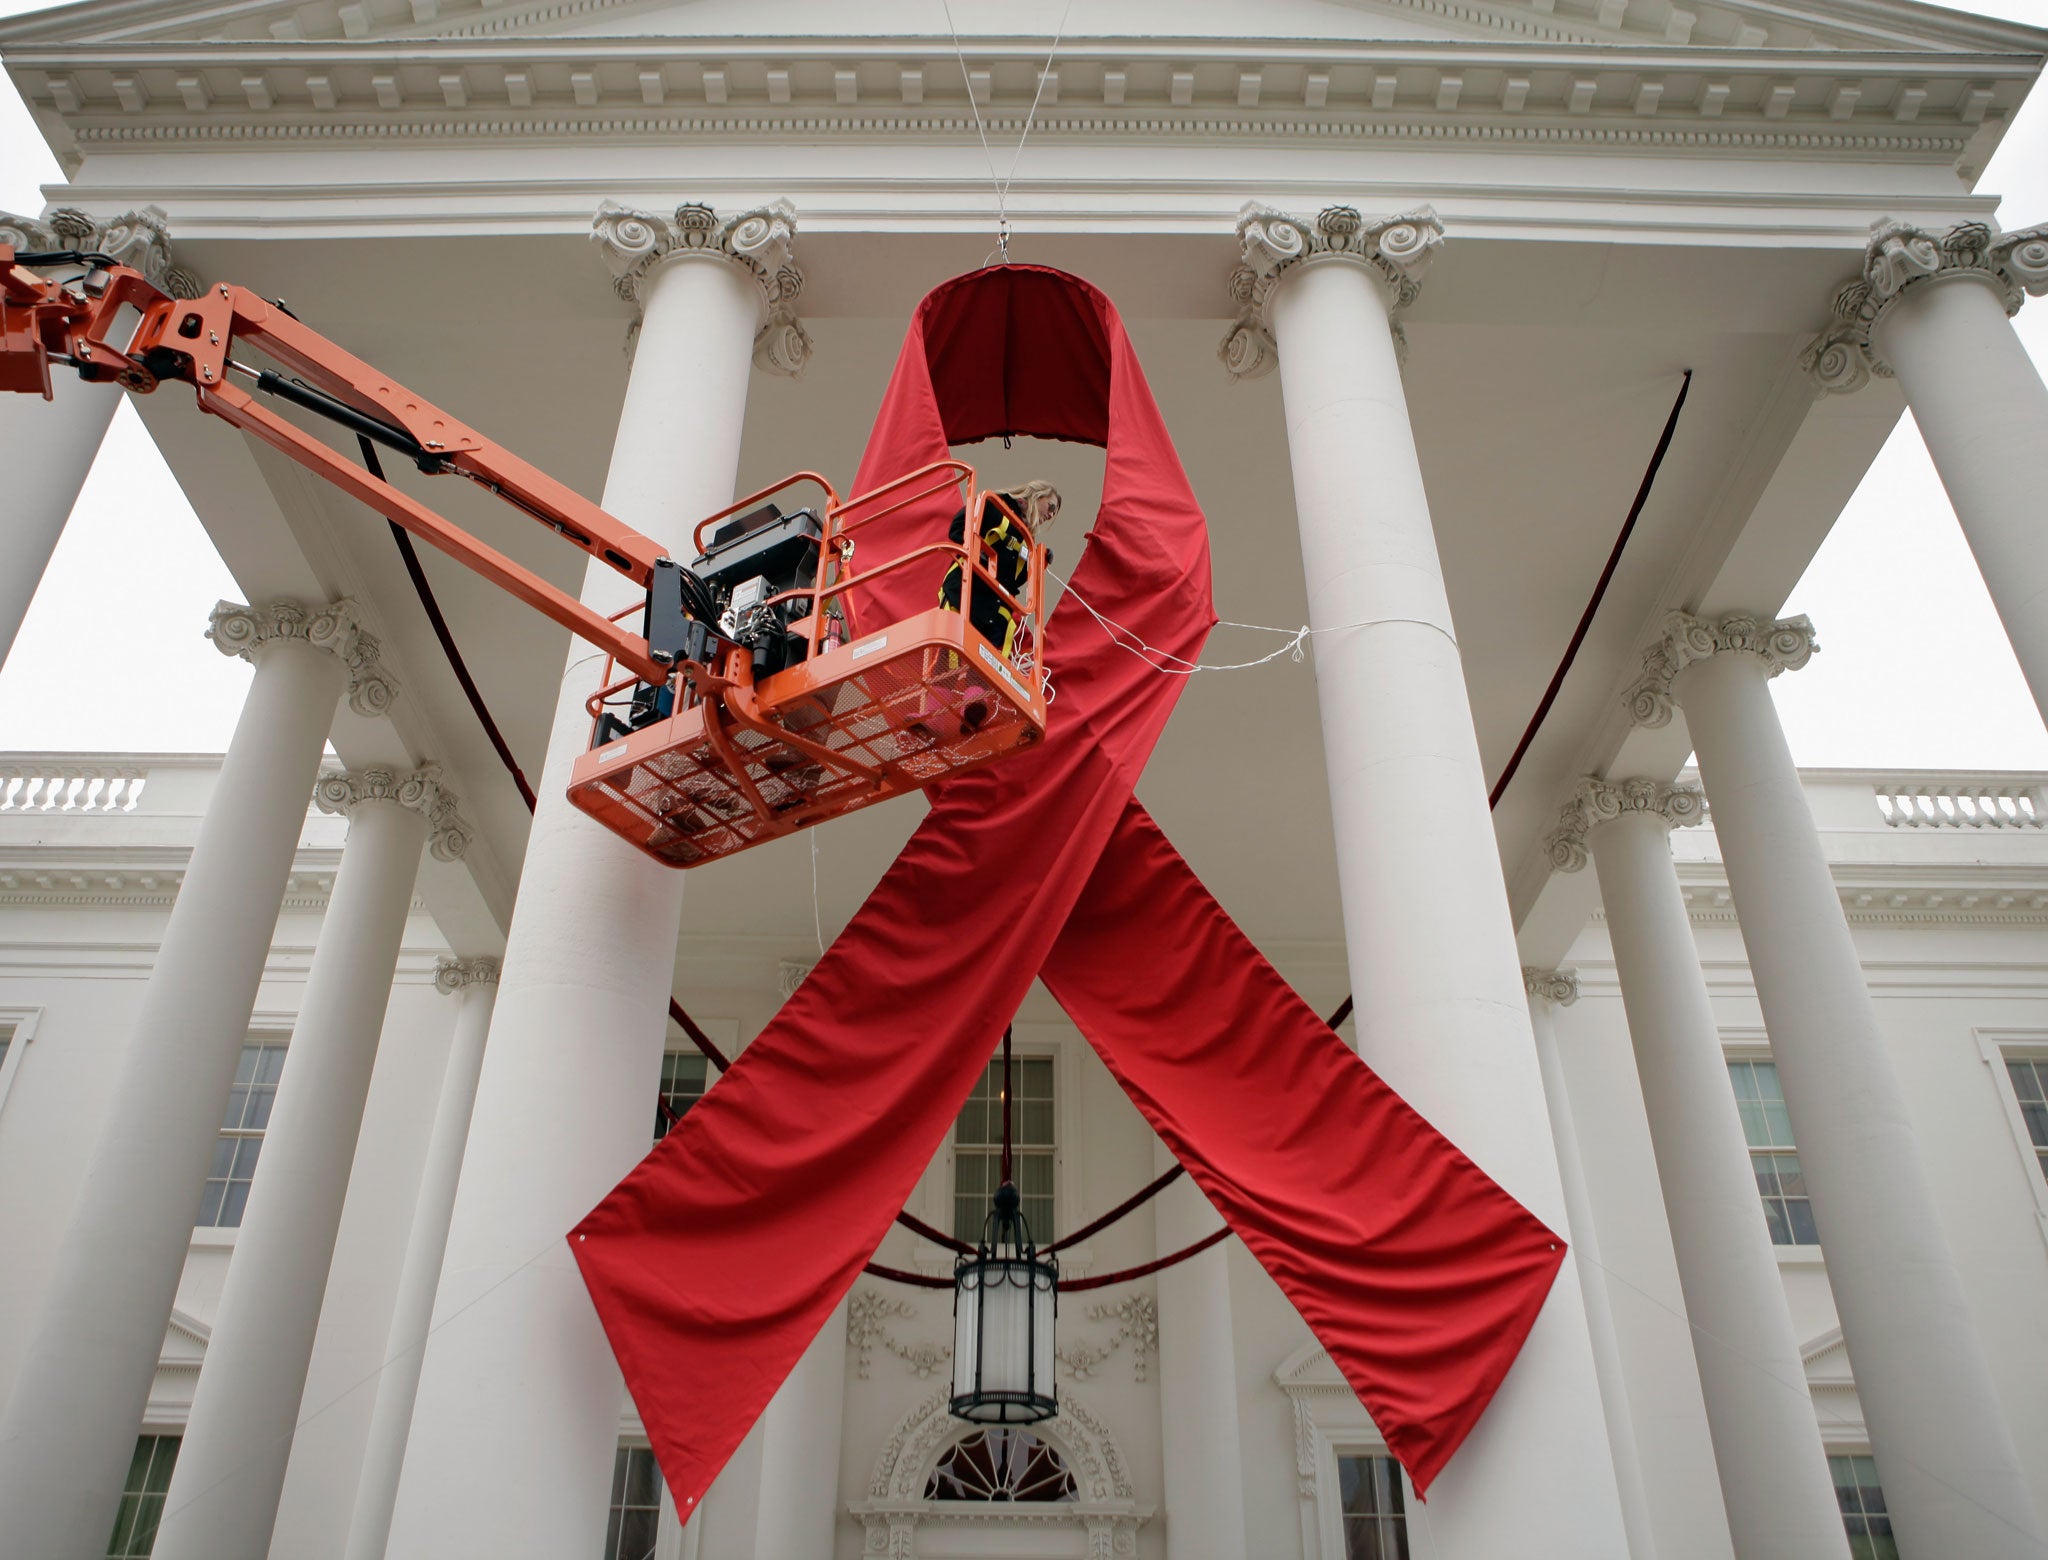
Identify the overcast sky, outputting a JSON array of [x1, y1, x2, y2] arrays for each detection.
[[2, 0, 2046, 768]]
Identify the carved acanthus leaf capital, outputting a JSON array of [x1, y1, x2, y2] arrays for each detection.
[[434, 954, 501, 994], [206, 598, 399, 718], [591, 198, 810, 377], [1623, 610, 1818, 729], [1545, 775, 1706, 871], [1805, 216, 2048, 394], [314, 761, 471, 860], [1522, 967, 1580, 1006], [1220, 202, 1442, 380], [0, 203, 201, 299]]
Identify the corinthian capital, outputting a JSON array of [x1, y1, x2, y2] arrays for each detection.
[[434, 954, 501, 994], [1805, 216, 2048, 394], [0, 203, 201, 299], [314, 761, 470, 861], [591, 198, 810, 377], [1220, 202, 1443, 380], [1545, 775, 1706, 872], [1522, 967, 1579, 1007], [1623, 610, 1818, 729], [206, 598, 399, 719]]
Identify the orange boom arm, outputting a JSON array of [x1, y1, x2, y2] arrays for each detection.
[[2, 243, 671, 682], [2, 245, 1053, 867]]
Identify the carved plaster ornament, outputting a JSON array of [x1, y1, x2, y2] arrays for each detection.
[[846, 1289, 951, 1381], [777, 959, 815, 1000], [1, 204, 203, 299], [207, 598, 400, 718], [1055, 1292, 1158, 1382], [1805, 216, 2048, 394], [591, 198, 811, 376], [434, 955, 501, 994], [1521, 967, 1580, 1007], [314, 762, 472, 861], [1544, 775, 1707, 872], [1220, 202, 1443, 380], [1623, 609, 1818, 730]]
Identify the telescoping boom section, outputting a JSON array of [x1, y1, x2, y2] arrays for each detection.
[[0, 245, 1051, 867]]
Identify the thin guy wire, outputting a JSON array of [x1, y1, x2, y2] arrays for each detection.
[[939, 0, 1078, 261]]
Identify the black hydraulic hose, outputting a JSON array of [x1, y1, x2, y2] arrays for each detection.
[[255, 369, 432, 467]]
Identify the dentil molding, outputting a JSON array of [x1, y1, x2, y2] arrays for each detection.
[[313, 762, 470, 860], [1546, 774, 1707, 871], [433, 954, 500, 993], [1624, 610, 1818, 729], [1220, 202, 1442, 380], [1522, 966, 1580, 1006], [590, 198, 809, 377], [1806, 217, 2048, 393], [206, 598, 399, 718], [0, 203, 201, 299]]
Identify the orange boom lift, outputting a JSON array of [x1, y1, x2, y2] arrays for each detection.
[[1, 243, 1049, 867]]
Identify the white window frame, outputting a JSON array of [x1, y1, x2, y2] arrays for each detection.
[[917, 1022, 1090, 1273], [1276, 1343, 1432, 1560], [1974, 1027, 2048, 1253], [191, 1023, 293, 1248], [0, 1005, 43, 1127], [1722, 1030, 1825, 1266], [654, 1017, 737, 1146]]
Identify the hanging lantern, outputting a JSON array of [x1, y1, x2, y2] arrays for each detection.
[[950, 1180, 1058, 1424]]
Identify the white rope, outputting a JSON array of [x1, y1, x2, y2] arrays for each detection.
[[938, 0, 1078, 263], [1049, 567, 1446, 676], [810, 828, 827, 956]]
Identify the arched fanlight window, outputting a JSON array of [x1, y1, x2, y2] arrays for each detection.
[[925, 1428, 1078, 1502]]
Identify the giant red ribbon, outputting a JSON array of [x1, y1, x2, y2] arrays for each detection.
[[571, 267, 1565, 1512]]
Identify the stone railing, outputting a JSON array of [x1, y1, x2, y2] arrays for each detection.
[[1870, 775, 2046, 831], [0, 759, 150, 814]]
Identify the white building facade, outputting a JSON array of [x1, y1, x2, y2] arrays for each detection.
[[1, 1, 2046, 1556]]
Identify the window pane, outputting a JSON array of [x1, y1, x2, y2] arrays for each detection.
[[1336, 1456, 1408, 1560]]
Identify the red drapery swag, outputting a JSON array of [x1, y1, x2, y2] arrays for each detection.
[[571, 266, 1566, 1514]]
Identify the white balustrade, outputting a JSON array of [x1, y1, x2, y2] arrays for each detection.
[[1874, 777, 2046, 830], [0, 761, 149, 814]]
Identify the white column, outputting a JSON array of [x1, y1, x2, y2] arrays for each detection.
[[0, 599, 392, 1559], [154, 767, 465, 1560], [343, 956, 499, 1560], [1548, 782, 1849, 1560], [1225, 202, 1628, 1555], [750, 1301, 849, 1557], [1152, 1139, 1248, 1560], [0, 206, 198, 669], [385, 201, 806, 1560], [1629, 613, 2048, 1560], [1809, 219, 2048, 724], [1522, 969, 1660, 1560]]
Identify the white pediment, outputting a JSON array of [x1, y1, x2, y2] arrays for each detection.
[[6, 0, 2043, 53]]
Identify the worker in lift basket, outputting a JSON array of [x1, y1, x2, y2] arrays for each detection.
[[938, 479, 1059, 657]]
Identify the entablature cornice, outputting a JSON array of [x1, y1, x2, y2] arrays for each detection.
[[6, 38, 2028, 173]]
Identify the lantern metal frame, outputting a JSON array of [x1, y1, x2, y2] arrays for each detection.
[[950, 1179, 1059, 1425]]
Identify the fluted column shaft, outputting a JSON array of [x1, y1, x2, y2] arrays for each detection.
[[1523, 972, 1659, 1560], [1638, 617, 2045, 1559], [386, 204, 795, 1559], [155, 771, 458, 1560], [1153, 1137, 1248, 1560], [343, 958, 500, 1560], [1234, 203, 1628, 1556], [0, 602, 379, 1558], [749, 1302, 849, 1556], [1556, 785, 1846, 1560]]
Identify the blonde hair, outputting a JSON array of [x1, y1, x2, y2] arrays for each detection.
[[1005, 478, 1062, 535]]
